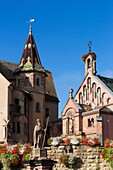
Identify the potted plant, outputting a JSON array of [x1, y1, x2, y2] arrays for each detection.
[[59, 153, 76, 168], [59, 154, 69, 167]]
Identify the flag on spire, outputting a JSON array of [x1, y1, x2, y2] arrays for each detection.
[[30, 18, 35, 23]]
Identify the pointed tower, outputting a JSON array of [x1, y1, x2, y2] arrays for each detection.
[[14, 26, 59, 144], [14, 26, 46, 92], [82, 41, 97, 76]]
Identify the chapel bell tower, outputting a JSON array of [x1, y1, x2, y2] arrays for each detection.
[[82, 41, 97, 76]]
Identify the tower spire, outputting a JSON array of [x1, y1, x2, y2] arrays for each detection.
[[28, 18, 35, 34], [15, 18, 45, 74], [29, 25, 32, 34]]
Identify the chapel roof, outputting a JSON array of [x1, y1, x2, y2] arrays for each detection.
[[97, 75, 113, 92], [15, 26, 45, 74], [82, 51, 96, 62], [79, 104, 93, 112]]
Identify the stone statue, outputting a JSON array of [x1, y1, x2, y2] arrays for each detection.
[[34, 119, 43, 148], [69, 116, 74, 134]]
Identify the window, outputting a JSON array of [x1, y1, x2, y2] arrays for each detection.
[[15, 98, 19, 105], [18, 78, 21, 87], [36, 102, 40, 112], [17, 122, 20, 133], [107, 98, 111, 104], [79, 92, 83, 104], [45, 108, 49, 117], [36, 78, 40, 86], [88, 119, 90, 127], [92, 83, 96, 102], [12, 122, 16, 133], [97, 87, 101, 106], [87, 58, 91, 68], [88, 118, 94, 127], [87, 77, 91, 94], [12, 122, 20, 133], [91, 118, 94, 127], [25, 77, 30, 86], [102, 93, 105, 105], [83, 85, 87, 102]]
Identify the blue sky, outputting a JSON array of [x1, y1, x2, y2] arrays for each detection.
[[0, 0, 113, 117]]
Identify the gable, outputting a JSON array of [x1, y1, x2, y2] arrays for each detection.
[[74, 72, 113, 108], [62, 98, 82, 117]]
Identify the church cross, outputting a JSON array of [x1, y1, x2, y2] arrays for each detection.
[[88, 41, 92, 52]]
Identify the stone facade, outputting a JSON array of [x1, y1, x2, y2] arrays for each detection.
[[47, 145, 112, 170]]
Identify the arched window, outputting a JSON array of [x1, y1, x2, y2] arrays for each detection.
[[107, 98, 111, 104], [88, 118, 94, 127], [97, 87, 101, 106], [91, 118, 94, 127], [87, 77, 91, 94], [102, 93, 106, 105], [79, 92, 83, 104], [25, 77, 30, 86], [83, 85, 87, 102], [92, 83, 96, 102], [87, 58, 91, 68]]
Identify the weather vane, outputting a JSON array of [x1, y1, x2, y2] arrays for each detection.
[[88, 41, 92, 52], [27, 18, 35, 34]]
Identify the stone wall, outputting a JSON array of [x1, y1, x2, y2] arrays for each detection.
[[47, 145, 112, 170]]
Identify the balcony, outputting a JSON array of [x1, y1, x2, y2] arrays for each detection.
[[10, 104, 21, 115]]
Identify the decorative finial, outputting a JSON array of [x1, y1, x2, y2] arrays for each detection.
[[27, 18, 35, 34], [69, 88, 74, 99], [88, 41, 92, 52]]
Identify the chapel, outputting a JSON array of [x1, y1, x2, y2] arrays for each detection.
[[0, 26, 59, 144], [62, 44, 113, 144]]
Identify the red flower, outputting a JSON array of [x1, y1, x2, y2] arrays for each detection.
[[93, 138, 99, 145], [100, 152, 104, 158], [80, 136, 88, 144], [64, 138, 70, 145]]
